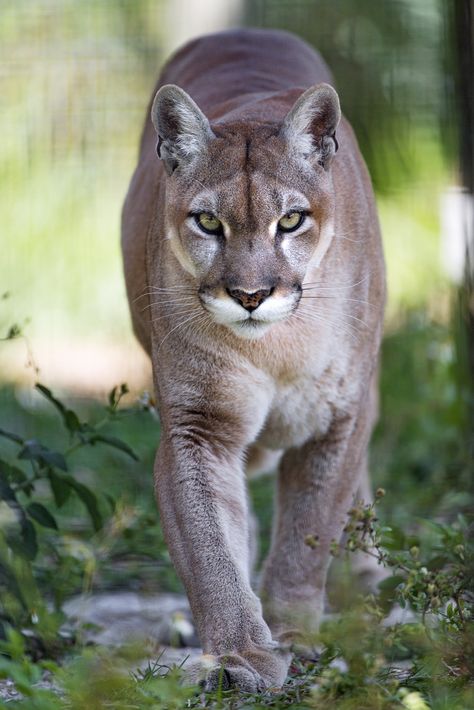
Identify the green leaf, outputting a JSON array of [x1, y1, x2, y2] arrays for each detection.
[[64, 409, 81, 432], [0, 427, 24, 445], [26, 502, 58, 530], [0, 461, 34, 496], [3, 626, 26, 660], [108, 383, 129, 411], [35, 383, 66, 413], [6, 324, 21, 340], [41, 448, 68, 470], [0, 477, 38, 560], [378, 574, 405, 591], [0, 562, 28, 609], [35, 383, 82, 434], [0, 471, 17, 504], [105, 493, 116, 512], [88, 434, 139, 461], [18, 440, 67, 471], [426, 554, 450, 571], [22, 518, 38, 559], [108, 385, 118, 409], [66, 479, 103, 531], [1, 461, 26, 484], [48, 469, 71, 507]]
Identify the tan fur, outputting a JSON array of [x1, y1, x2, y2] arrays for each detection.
[[122, 28, 385, 691]]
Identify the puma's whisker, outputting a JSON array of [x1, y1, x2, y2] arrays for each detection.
[[146, 287, 196, 294], [304, 305, 364, 328], [301, 272, 373, 291], [151, 307, 200, 324], [156, 311, 208, 352], [132, 284, 194, 301], [298, 303, 370, 328], [199, 313, 216, 342], [134, 289, 196, 306], [132, 290, 152, 303], [334, 235, 363, 243], [295, 308, 361, 341], [333, 229, 365, 243], [142, 297, 197, 312], [300, 295, 376, 308], [298, 308, 367, 332]]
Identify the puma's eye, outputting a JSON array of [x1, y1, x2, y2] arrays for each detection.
[[278, 211, 305, 233], [195, 212, 223, 235]]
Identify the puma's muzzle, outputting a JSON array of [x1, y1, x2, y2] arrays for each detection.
[[199, 282, 302, 338]]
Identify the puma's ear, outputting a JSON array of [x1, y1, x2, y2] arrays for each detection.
[[151, 84, 215, 175], [281, 83, 341, 169]]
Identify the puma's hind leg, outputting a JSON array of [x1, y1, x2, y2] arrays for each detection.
[[245, 444, 283, 581], [259, 407, 374, 644]]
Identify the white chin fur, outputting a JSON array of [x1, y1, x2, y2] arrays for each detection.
[[202, 294, 297, 335], [227, 320, 274, 340]]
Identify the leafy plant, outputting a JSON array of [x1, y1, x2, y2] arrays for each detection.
[[321, 495, 474, 706], [0, 379, 141, 651]]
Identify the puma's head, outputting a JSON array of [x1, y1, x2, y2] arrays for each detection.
[[151, 83, 341, 339]]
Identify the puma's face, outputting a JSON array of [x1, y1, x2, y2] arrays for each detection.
[[164, 139, 335, 339], [152, 84, 340, 339]]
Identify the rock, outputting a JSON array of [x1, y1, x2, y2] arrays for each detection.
[[63, 591, 198, 648]]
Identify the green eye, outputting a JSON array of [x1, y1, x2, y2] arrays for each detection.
[[278, 211, 305, 232], [195, 212, 223, 235]]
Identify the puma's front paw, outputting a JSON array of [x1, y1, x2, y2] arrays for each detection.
[[183, 647, 289, 692], [185, 654, 266, 693]]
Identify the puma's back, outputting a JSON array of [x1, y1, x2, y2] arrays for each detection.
[[122, 29, 385, 693]]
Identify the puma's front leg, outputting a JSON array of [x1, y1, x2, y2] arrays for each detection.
[[154, 412, 289, 691], [260, 407, 372, 643]]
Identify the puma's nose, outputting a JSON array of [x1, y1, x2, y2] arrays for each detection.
[[226, 287, 274, 312]]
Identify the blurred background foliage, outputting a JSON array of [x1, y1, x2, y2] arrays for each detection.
[[0, 0, 473, 706], [1, 0, 167, 344], [0, 0, 458, 348]]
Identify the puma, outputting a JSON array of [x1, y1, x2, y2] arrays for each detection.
[[121, 28, 385, 691]]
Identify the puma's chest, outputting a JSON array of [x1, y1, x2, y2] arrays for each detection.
[[256, 362, 351, 450]]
